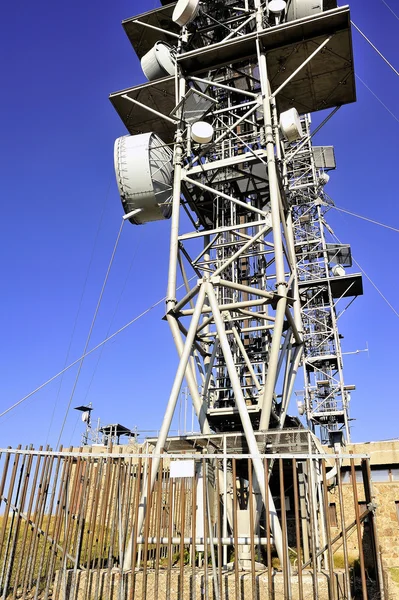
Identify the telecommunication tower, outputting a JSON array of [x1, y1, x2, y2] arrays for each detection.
[[286, 117, 363, 444], [110, 0, 362, 569]]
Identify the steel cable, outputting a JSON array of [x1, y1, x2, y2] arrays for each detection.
[[351, 21, 399, 78], [330, 204, 399, 234], [0, 278, 195, 423], [380, 0, 399, 22], [55, 218, 126, 448], [331, 232, 399, 320]]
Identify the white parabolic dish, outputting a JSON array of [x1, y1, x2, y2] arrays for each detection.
[[141, 42, 176, 81], [279, 108, 303, 143], [173, 0, 200, 26], [114, 133, 173, 225], [286, 0, 324, 21]]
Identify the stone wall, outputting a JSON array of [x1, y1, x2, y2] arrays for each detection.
[[55, 568, 347, 600], [333, 440, 399, 600]]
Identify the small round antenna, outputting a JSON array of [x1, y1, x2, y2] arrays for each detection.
[[269, 0, 286, 24], [191, 121, 214, 144], [269, 0, 287, 14], [319, 172, 330, 186]]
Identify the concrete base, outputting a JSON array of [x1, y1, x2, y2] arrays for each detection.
[[53, 567, 347, 600], [227, 560, 266, 572]]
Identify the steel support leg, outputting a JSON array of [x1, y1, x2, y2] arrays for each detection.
[[123, 284, 206, 570], [205, 282, 285, 567]]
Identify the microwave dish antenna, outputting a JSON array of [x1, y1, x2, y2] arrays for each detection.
[[286, 0, 329, 21], [114, 133, 173, 225], [280, 108, 304, 142], [173, 0, 201, 26], [141, 42, 176, 81]]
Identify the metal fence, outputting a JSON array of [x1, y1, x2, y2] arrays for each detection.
[[0, 447, 384, 600]]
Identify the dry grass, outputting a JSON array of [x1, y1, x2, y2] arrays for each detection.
[[390, 568, 399, 585], [0, 513, 118, 597]]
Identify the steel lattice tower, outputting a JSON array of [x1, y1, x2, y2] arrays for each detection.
[[110, 0, 362, 569], [286, 116, 363, 444]]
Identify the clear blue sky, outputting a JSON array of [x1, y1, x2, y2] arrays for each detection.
[[0, 0, 398, 449]]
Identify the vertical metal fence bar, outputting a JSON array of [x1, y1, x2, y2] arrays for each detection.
[[99, 454, 114, 571], [33, 452, 59, 600], [202, 457, 209, 600], [279, 458, 291, 600], [50, 452, 75, 600], [12, 450, 41, 599], [166, 476, 174, 600], [81, 454, 104, 600], [298, 462, 310, 565], [71, 453, 96, 600], [292, 459, 303, 600], [0, 450, 11, 508], [264, 458, 273, 600], [105, 457, 122, 600], [179, 477, 186, 600], [27, 446, 52, 593], [37, 448, 58, 593], [306, 459, 318, 600], [215, 458, 223, 600], [62, 452, 83, 573], [141, 457, 153, 600], [60, 451, 84, 600], [232, 458, 239, 600], [118, 457, 134, 600], [0, 446, 21, 593], [248, 459, 256, 600], [154, 457, 163, 600], [61, 451, 81, 600], [350, 456, 368, 600], [191, 463, 197, 600], [2, 447, 31, 599], [42, 456, 69, 600], [320, 460, 336, 600], [335, 457, 351, 600], [361, 458, 385, 600], [129, 455, 143, 600]]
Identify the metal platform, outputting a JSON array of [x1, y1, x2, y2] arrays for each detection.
[[122, 4, 179, 60], [110, 6, 355, 141], [298, 272, 363, 298], [178, 7, 355, 113], [312, 410, 346, 424], [306, 354, 339, 370], [146, 427, 321, 454], [110, 77, 176, 142]]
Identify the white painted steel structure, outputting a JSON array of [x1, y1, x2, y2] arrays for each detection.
[[110, 0, 362, 574], [287, 117, 363, 444]]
